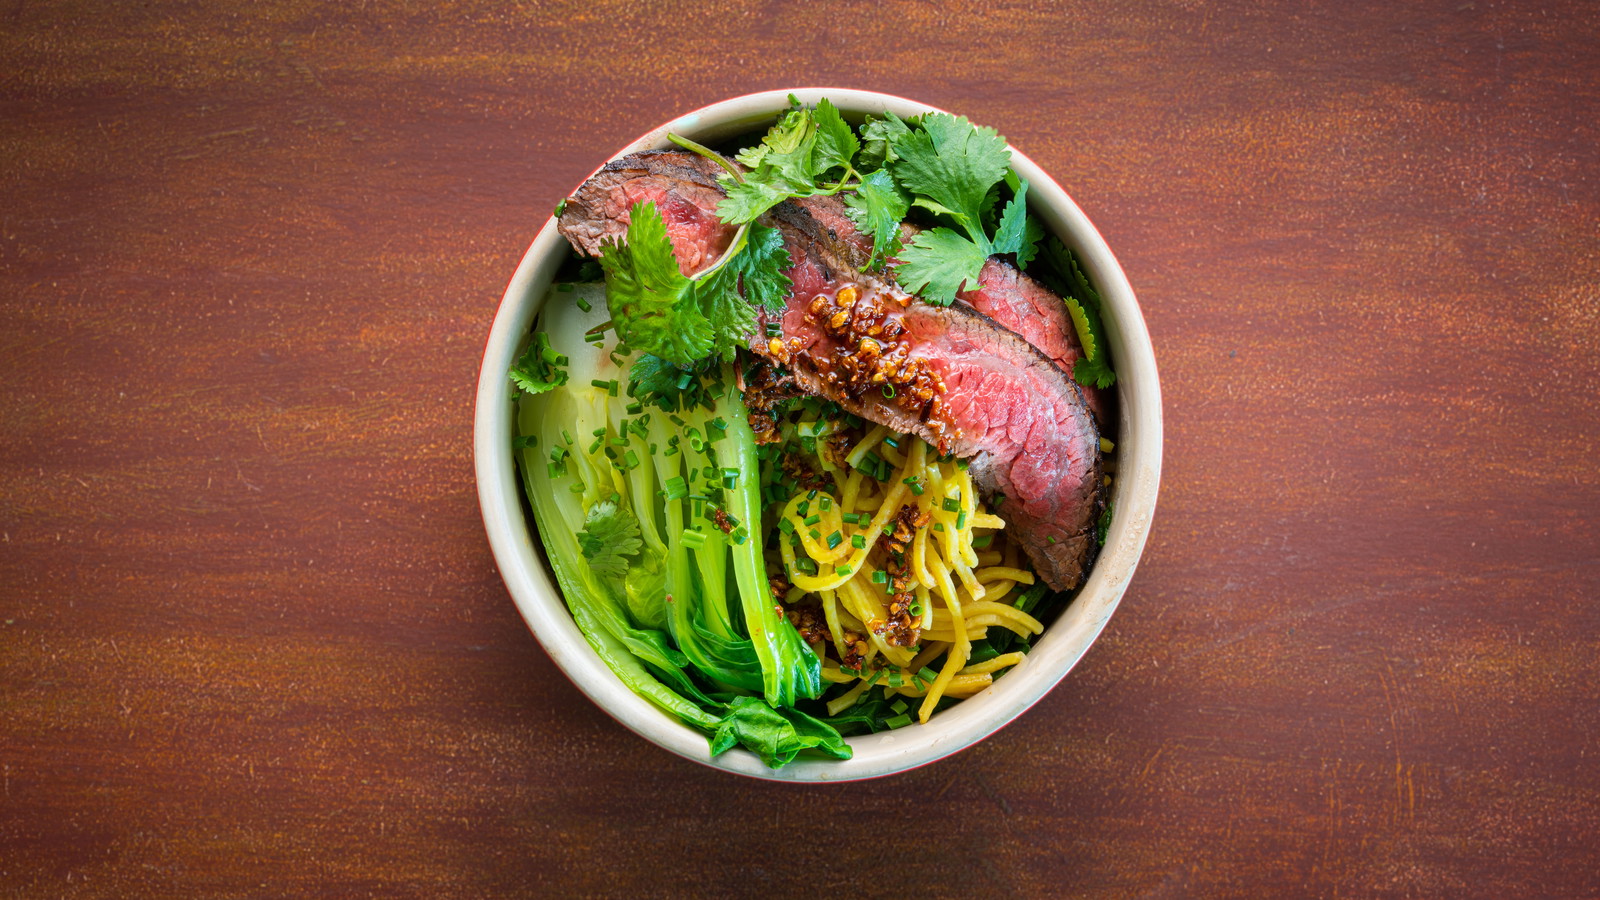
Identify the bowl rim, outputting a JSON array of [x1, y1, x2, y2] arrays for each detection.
[[474, 87, 1163, 782]]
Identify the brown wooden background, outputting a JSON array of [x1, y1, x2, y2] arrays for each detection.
[[4, 1, 1598, 897]]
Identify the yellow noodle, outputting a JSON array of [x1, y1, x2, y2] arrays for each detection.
[[826, 678, 872, 715], [973, 565, 1035, 586], [961, 602, 1045, 633], [920, 552, 970, 723], [959, 652, 1027, 676], [844, 424, 889, 467], [977, 580, 1017, 605], [819, 588, 847, 659], [969, 513, 1005, 529]]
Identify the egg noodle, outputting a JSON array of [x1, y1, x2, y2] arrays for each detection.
[[772, 421, 1044, 724]]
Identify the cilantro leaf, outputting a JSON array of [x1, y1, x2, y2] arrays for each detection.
[[893, 227, 990, 305], [889, 113, 1011, 243], [724, 223, 792, 311], [1037, 237, 1117, 388], [842, 168, 909, 270], [858, 111, 912, 170], [598, 202, 713, 366], [692, 263, 758, 363], [811, 98, 858, 177], [990, 177, 1030, 257], [508, 331, 569, 395], [1018, 215, 1045, 268], [577, 498, 642, 585], [719, 178, 798, 226], [626, 354, 713, 412], [714, 99, 864, 227]]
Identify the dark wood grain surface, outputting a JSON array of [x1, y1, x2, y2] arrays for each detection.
[[4, 2, 1598, 897]]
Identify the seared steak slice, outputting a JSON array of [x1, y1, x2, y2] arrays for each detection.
[[792, 194, 1108, 423], [557, 151, 1104, 590], [558, 151, 736, 276]]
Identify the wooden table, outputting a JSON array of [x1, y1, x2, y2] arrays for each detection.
[[4, 2, 1597, 896]]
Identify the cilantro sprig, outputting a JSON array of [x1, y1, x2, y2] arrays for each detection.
[[575, 97, 1108, 389], [597, 202, 790, 366], [887, 114, 1042, 305], [1036, 238, 1116, 389]]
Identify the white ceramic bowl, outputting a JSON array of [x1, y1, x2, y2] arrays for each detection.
[[475, 88, 1162, 782]]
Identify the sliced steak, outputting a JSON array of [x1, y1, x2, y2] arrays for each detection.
[[558, 151, 736, 276], [557, 150, 1104, 590], [794, 194, 1108, 423]]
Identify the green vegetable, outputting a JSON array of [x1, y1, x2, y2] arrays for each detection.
[[888, 113, 1041, 304], [596, 202, 790, 366], [512, 288, 841, 766], [718, 97, 860, 225], [1035, 237, 1117, 389], [508, 331, 569, 395], [710, 696, 851, 767]]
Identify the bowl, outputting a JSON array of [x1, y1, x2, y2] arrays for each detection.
[[474, 88, 1162, 781]]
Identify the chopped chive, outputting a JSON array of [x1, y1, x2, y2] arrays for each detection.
[[546, 462, 563, 479], [956, 511, 967, 530], [591, 427, 607, 437], [826, 530, 843, 550], [819, 496, 832, 511], [933, 523, 945, 532], [569, 482, 585, 493], [942, 497, 960, 513], [622, 449, 640, 470], [680, 529, 707, 550], [851, 534, 866, 549], [1047, 535, 1057, 545], [664, 476, 688, 500], [909, 481, 925, 495], [608, 436, 627, 447], [586, 437, 603, 454], [556, 282, 573, 293], [675, 372, 693, 390], [908, 601, 923, 617], [887, 672, 903, 687], [918, 666, 937, 683], [972, 534, 993, 549], [835, 563, 852, 576], [779, 516, 795, 534], [731, 528, 748, 545], [871, 570, 887, 584], [575, 295, 592, 312], [883, 435, 900, 449], [808, 528, 821, 540], [804, 514, 821, 526], [890, 699, 909, 714], [842, 512, 862, 525], [864, 667, 885, 686], [561, 429, 573, 445], [795, 558, 818, 575], [797, 500, 810, 517], [993, 493, 1006, 508]]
